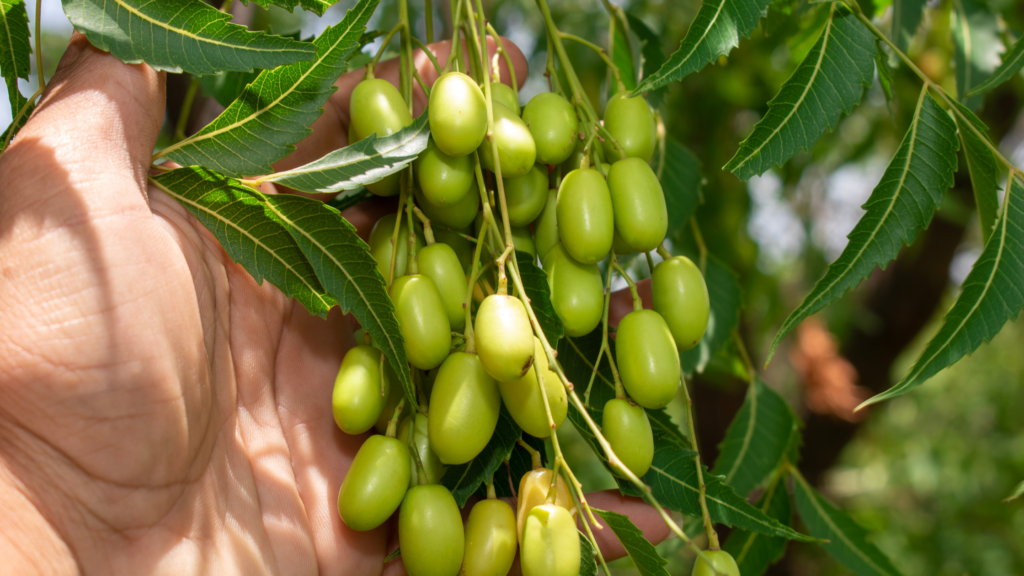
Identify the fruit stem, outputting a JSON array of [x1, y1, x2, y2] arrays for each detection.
[[405, 179, 419, 274], [494, 245, 514, 295], [34, 0, 45, 92], [411, 36, 443, 74], [425, 0, 434, 43], [583, 262, 613, 405], [385, 397, 407, 438], [462, 213, 490, 353], [611, 259, 642, 313], [517, 439, 542, 470], [543, 33, 565, 97], [557, 32, 624, 92], [407, 416, 430, 485], [173, 76, 201, 143], [446, 0, 464, 73], [486, 472, 497, 499], [645, 251, 656, 274], [387, 189, 409, 287], [378, 353, 387, 397], [411, 205, 436, 244], [656, 243, 671, 261], [367, 22, 405, 74], [681, 376, 719, 549], [486, 23, 519, 93], [546, 456, 561, 504]]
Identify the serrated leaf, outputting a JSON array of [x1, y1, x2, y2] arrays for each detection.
[[792, 470, 904, 576], [712, 379, 797, 496], [661, 139, 703, 239], [0, 0, 31, 116], [159, 0, 380, 177], [263, 110, 429, 193], [629, 0, 773, 96], [256, 191, 415, 410], [724, 4, 875, 180], [875, 41, 894, 105], [965, 35, 1024, 97], [951, 0, 1000, 111], [241, 0, 337, 17], [861, 177, 1024, 408], [580, 530, 598, 576], [722, 473, 791, 576], [440, 404, 522, 508], [891, 0, 926, 53], [680, 255, 742, 375], [516, 250, 564, 344], [593, 508, 671, 576], [199, 69, 261, 108], [626, 13, 666, 108], [150, 167, 336, 317], [61, 0, 317, 75], [766, 89, 958, 363], [955, 100, 1000, 243]]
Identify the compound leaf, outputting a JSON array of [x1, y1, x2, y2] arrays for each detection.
[[965, 35, 1024, 97], [593, 508, 670, 576], [680, 255, 742, 375], [440, 404, 522, 508], [722, 474, 791, 576], [580, 530, 598, 576], [724, 4, 875, 180]]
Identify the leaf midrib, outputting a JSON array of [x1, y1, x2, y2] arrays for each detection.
[[0, 1, 25, 81], [722, 380, 758, 485], [651, 0, 728, 84], [969, 40, 1024, 95]]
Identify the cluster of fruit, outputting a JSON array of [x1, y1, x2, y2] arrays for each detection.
[[331, 65, 722, 576]]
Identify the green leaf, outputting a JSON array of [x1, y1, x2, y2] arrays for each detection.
[[1004, 479, 1024, 502], [199, 69, 261, 108], [0, 92, 29, 153], [766, 89, 959, 364], [629, 0, 773, 95], [327, 187, 373, 212], [722, 474, 791, 576], [580, 530, 598, 576], [792, 470, 904, 576], [490, 433, 546, 499], [0, 0, 31, 115], [891, 0, 926, 53], [711, 379, 798, 496], [61, 0, 317, 75], [951, 0, 1000, 111], [661, 139, 704, 239], [241, 0, 337, 17], [256, 191, 415, 410], [965, 35, 1024, 97], [680, 255, 742, 375], [440, 404, 522, 508], [724, 4, 875, 180], [954, 100, 1000, 243], [626, 13, 666, 108], [150, 167, 336, 317], [861, 176, 1024, 408], [263, 110, 429, 193], [160, 0, 380, 177], [611, 20, 637, 91], [593, 508, 671, 576], [516, 250, 564, 344], [874, 41, 894, 106], [383, 547, 400, 562]]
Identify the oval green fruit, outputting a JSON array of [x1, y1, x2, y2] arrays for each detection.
[[332, 345, 389, 435], [369, 213, 424, 281], [522, 92, 579, 166], [543, 243, 604, 336], [521, 504, 581, 576], [616, 309, 681, 409], [398, 413, 446, 487], [556, 168, 613, 264], [504, 164, 549, 226], [512, 226, 536, 258], [602, 91, 656, 162], [534, 190, 559, 259], [337, 435, 410, 531], [416, 138, 475, 206], [373, 364, 403, 434], [432, 226, 474, 273], [417, 242, 468, 331], [428, 352, 501, 464], [415, 182, 480, 230], [691, 550, 741, 576], [608, 158, 667, 252], [479, 102, 537, 179], [462, 498, 518, 576], [651, 256, 710, 351], [488, 81, 520, 115], [602, 398, 654, 478], [399, 485, 465, 576], [390, 274, 452, 370], [517, 469, 573, 541], [350, 78, 414, 197], [474, 294, 535, 382], [430, 72, 488, 157], [499, 338, 567, 438]]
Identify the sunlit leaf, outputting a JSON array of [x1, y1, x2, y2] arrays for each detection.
[[680, 255, 742, 375], [965, 35, 1024, 97], [516, 251, 564, 344], [440, 404, 522, 508], [593, 508, 671, 576], [951, 0, 1000, 110], [241, 0, 337, 17], [580, 530, 598, 576], [611, 19, 637, 91], [722, 473, 791, 575]]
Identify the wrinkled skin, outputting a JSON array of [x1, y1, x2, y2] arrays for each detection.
[[0, 34, 667, 576]]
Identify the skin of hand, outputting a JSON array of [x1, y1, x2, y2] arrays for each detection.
[[0, 33, 668, 576]]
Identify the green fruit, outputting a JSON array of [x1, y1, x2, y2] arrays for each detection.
[[373, 365, 403, 434], [399, 485, 465, 576], [520, 504, 581, 576], [611, 229, 632, 255], [499, 338, 567, 438], [416, 138, 475, 206], [417, 243, 468, 331], [398, 413, 446, 487], [432, 227, 474, 273], [475, 294, 535, 382], [602, 91, 656, 162], [428, 352, 501, 464], [337, 435, 410, 531], [390, 274, 452, 370], [504, 164, 549, 226], [430, 72, 488, 157], [691, 550, 741, 576], [488, 81, 520, 115], [350, 78, 414, 197], [332, 345, 390, 435], [602, 398, 654, 478], [463, 498, 518, 576], [556, 168, 614, 264], [517, 469, 573, 541], [415, 182, 480, 229], [608, 158, 667, 252], [652, 256, 710, 351], [512, 226, 536, 257], [560, 137, 586, 173], [616, 309, 681, 409], [522, 92, 579, 165], [542, 244, 603, 336], [479, 102, 537, 178], [369, 213, 424, 281], [534, 190, 559, 259]]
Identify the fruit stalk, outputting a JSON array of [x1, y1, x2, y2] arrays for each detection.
[[681, 376, 719, 549], [611, 259, 642, 313], [557, 32, 624, 91], [387, 189, 409, 286]]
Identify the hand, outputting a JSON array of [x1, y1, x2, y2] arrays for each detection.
[[0, 34, 668, 575]]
